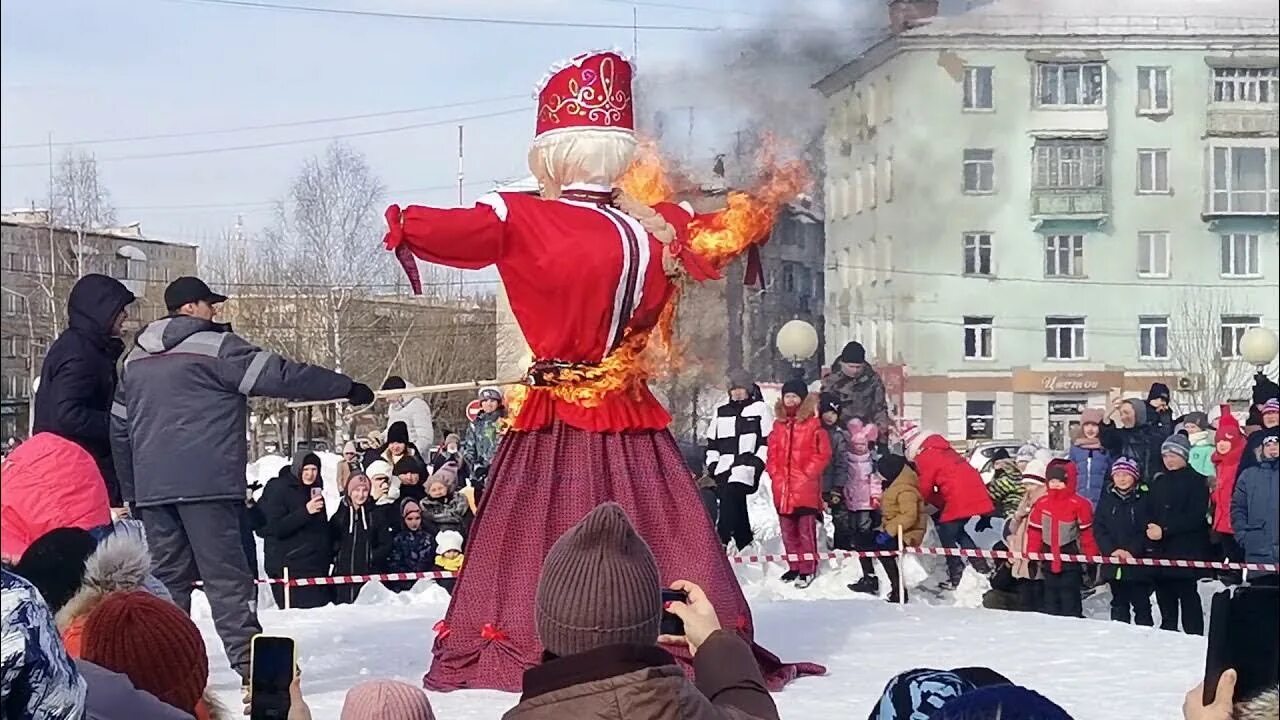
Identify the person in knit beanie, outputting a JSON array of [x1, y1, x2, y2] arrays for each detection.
[[13, 527, 98, 615], [80, 590, 208, 716], [933, 683, 1072, 720], [341, 679, 435, 720], [1146, 432, 1210, 635], [504, 502, 780, 720]]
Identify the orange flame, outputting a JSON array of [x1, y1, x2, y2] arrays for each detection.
[[617, 140, 674, 206], [690, 144, 809, 270]]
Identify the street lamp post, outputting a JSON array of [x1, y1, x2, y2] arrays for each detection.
[[775, 319, 819, 380]]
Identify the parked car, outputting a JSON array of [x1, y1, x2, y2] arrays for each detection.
[[966, 440, 1025, 484]]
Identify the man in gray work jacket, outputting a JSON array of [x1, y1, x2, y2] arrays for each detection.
[[111, 276, 374, 680]]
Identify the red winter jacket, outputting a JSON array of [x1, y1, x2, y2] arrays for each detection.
[[1027, 460, 1100, 573], [766, 396, 831, 516], [1211, 406, 1246, 534], [0, 433, 111, 561], [907, 433, 994, 523]]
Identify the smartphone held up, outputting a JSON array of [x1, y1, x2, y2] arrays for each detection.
[[1203, 584, 1279, 706], [250, 635, 296, 720]]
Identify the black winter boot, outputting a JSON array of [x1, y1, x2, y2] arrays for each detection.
[[848, 575, 880, 595]]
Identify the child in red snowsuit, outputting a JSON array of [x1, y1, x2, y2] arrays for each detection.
[[765, 379, 832, 589], [1210, 405, 1247, 577], [1028, 458, 1100, 618]]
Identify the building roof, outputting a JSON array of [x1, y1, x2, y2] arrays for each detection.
[[815, 0, 1278, 94], [0, 211, 196, 248], [906, 0, 1278, 37]]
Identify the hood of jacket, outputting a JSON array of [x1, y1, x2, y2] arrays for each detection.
[[290, 450, 322, 483], [66, 274, 135, 341], [773, 393, 819, 422], [55, 528, 154, 631], [1216, 405, 1243, 443], [77, 659, 194, 720], [1045, 458, 1079, 499], [134, 314, 230, 354], [1122, 398, 1149, 427], [905, 431, 948, 462]]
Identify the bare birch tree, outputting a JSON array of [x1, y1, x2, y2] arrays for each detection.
[[1167, 292, 1278, 412]]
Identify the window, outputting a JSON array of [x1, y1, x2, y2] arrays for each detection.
[[963, 66, 993, 110], [1211, 146, 1279, 214], [1037, 63, 1105, 107], [1212, 67, 1278, 104], [1137, 67, 1171, 113], [1045, 316, 1086, 360], [1137, 149, 1170, 193], [1137, 231, 1170, 277], [854, 168, 864, 213], [867, 162, 877, 209], [963, 233, 993, 276], [885, 150, 894, 202], [1034, 140, 1105, 189], [1, 291, 26, 316], [1220, 233, 1260, 277], [866, 83, 877, 126], [963, 149, 995, 193], [963, 316, 994, 360], [837, 177, 850, 218], [965, 400, 996, 440], [1221, 316, 1262, 358], [1139, 315, 1170, 360], [1044, 235, 1084, 277]]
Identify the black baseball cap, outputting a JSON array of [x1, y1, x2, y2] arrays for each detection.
[[164, 276, 228, 312]]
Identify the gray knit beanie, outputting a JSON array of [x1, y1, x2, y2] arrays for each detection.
[[1161, 433, 1192, 461], [535, 502, 661, 657]]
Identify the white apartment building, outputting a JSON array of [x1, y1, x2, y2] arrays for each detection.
[[816, 0, 1279, 449]]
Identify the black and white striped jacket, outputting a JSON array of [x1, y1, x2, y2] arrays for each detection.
[[705, 399, 773, 490]]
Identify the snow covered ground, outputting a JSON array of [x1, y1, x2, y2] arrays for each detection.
[[214, 456, 1209, 717]]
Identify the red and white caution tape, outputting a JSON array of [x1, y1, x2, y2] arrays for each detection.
[[219, 547, 1275, 589], [902, 546, 1279, 572]]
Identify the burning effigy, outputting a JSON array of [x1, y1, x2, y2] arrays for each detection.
[[383, 49, 823, 693]]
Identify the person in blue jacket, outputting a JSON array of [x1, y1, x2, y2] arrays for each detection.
[[1068, 407, 1111, 506], [1232, 434, 1279, 579]]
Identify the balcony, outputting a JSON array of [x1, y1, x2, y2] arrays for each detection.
[[1207, 104, 1280, 136], [1031, 187, 1108, 219]]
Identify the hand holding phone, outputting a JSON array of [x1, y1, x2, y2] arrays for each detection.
[[657, 580, 721, 657], [305, 489, 324, 515]]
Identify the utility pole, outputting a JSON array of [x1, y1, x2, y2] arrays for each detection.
[[632, 8, 639, 59]]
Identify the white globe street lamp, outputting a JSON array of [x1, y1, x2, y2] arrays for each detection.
[[1239, 326, 1279, 368], [776, 320, 819, 370]]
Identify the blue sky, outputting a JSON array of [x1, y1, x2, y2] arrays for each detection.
[[0, 0, 873, 248]]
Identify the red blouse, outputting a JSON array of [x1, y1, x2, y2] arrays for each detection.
[[385, 187, 704, 433]]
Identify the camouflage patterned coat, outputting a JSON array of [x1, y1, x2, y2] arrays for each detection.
[[819, 363, 891, 436]]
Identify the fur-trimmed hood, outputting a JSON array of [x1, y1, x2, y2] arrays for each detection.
[[55, 528, 165, 631], [1236, 688, 1279, 720], [773, 393, 819, 422]]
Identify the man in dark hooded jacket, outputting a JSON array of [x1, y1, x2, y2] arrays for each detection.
[[256, 451, 334, 609], [1100, 398, 1167, 484], [33, 274, 135, 506], [819, 341, 891, 438]]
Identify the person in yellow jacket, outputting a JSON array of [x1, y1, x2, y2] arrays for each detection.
[[865, 454, 926, 603], [434, 529, 464, 595]]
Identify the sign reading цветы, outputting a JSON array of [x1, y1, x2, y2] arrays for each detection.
[[1010, 369, 1125, 394]]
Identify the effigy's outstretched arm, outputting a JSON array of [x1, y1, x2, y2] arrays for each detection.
[[384, 194, 508, 293]]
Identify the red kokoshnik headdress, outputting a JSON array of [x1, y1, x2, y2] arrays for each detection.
[[534, 50, 635, 139]]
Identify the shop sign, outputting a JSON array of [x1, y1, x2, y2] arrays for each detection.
[[1011, 369, 1123, 394]]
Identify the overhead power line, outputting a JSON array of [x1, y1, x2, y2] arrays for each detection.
[[0, 95, 528, 150], [0, 106, 529, 168], [168, 0, 726, 31]]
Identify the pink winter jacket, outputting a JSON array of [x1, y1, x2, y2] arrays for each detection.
[[841, 420, 882, 510], [0, 433, 111, 561]]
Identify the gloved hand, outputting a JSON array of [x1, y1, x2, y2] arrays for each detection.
[[347, 382, 375, 406], [870, 495, 881, 510], [826, 492, 842, 506], [874, 531, 894, 548]]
